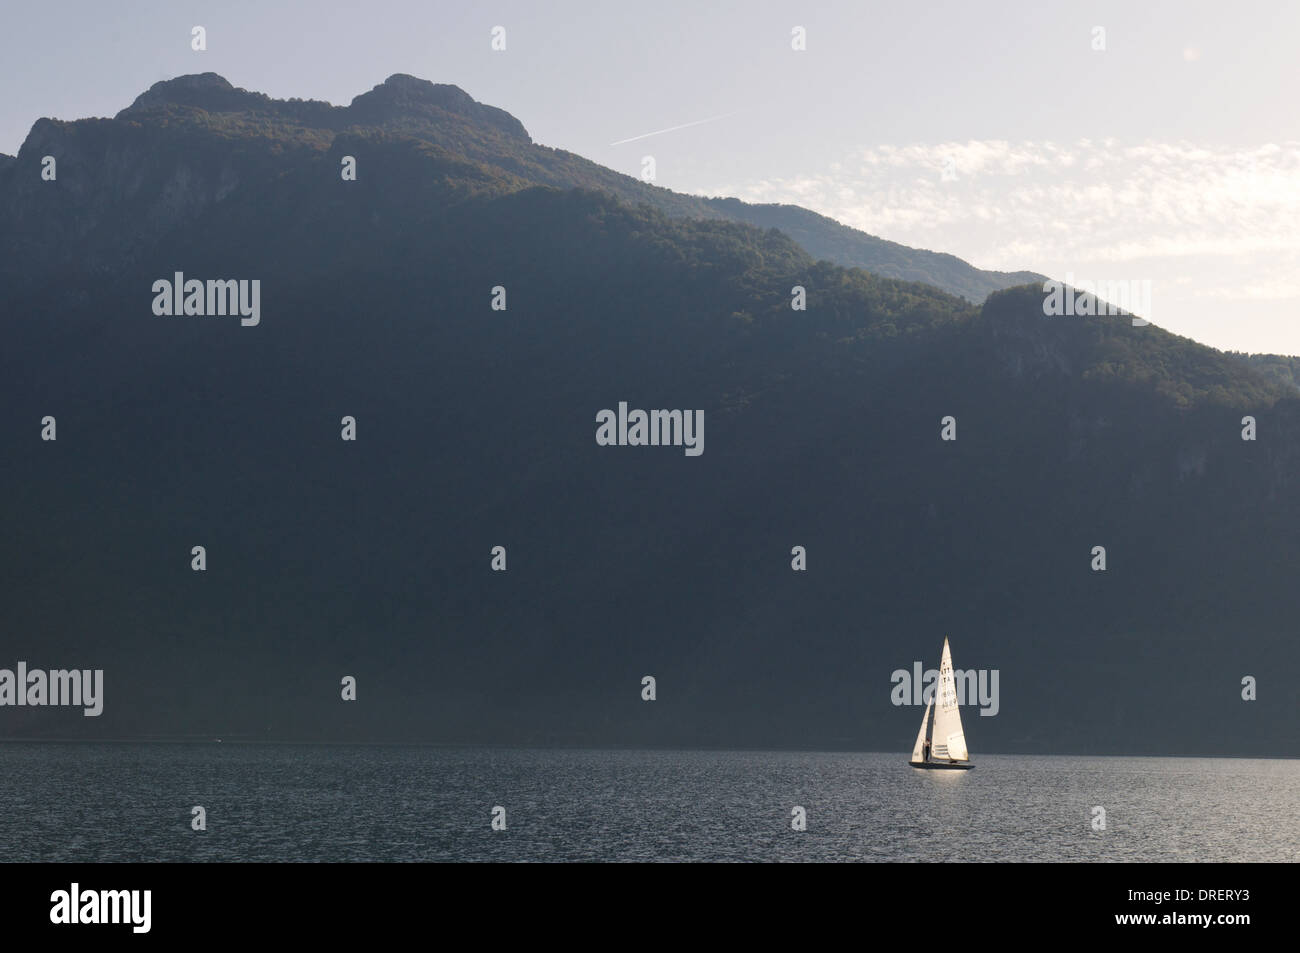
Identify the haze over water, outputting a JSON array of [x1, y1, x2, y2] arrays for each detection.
[[1, 745, 1294, 862]]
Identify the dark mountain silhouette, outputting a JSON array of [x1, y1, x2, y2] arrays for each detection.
[[0, 75, 1296, 756], [9, 73, 1038, 302]]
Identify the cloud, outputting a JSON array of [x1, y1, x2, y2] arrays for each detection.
[[703, 138, 1300, 275]]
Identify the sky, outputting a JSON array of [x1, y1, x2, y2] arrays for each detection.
[[3, 0, 1298, 353]]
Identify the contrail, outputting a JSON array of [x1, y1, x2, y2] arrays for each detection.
[[609, 110, 742, 146]]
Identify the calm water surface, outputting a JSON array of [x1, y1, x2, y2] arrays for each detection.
[[1, 745, 1295, 862]]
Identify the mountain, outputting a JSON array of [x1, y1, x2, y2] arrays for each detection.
[[0, 74, 1296, 756], [3, 73, 1038, 302], [701, 197, 1043, 302]]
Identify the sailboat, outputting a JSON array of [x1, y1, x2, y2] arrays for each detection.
[[908, 638, 974, 770]]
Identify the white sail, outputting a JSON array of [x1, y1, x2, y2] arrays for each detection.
[[910, 700, 932, 762], [931, 638, 969, 761]]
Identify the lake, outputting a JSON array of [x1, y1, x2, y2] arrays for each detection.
[[1, 745, 1295, 861]]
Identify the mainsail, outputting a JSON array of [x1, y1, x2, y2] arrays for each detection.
[[910, 700, 932, 762], [930, 638, 969, 761]]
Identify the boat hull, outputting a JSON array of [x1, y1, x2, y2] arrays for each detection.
[[908, 760, 974, 770]]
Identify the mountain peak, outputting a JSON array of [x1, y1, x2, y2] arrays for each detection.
[[347, 75, 530, 142], [381, 73, 464, 95], [40, 72, 1026, 304], [112, 73, 528, 142], [116, 73, 263, 116], [149, 71, 234, 93]]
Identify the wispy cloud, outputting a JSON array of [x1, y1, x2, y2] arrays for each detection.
[[704, 138, 1300, 271]]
